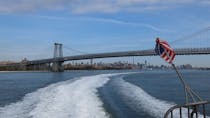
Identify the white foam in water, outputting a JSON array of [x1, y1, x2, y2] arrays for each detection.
[[113, 78, 174, 118], [0, 73, 121, 118], [114, 78, 209, 118], [0, 72, 208, 118]]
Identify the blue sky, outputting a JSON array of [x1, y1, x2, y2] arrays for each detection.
[[0, 0, 210, 67]]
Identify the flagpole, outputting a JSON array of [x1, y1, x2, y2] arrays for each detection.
[[171, 63, 187, 87], [171, 63, 202, 103], [156, 37, 202, 104], [171, 63, 189, 103]]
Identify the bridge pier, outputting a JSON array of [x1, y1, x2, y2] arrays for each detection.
[[52, 43, 64, 72], [26, 63, 51, 71], [21, 64, 27, 71], [52, 61, 64, 72]]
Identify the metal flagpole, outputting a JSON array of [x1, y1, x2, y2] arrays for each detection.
[[171, 63, 202, 104], [171, 63, 189, 103], [156, 37, 202, 104], [171, 63, 187, 87], [156, 38, 209, 118]]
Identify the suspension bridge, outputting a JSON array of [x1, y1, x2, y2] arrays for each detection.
[[1, 27, 210, 72]]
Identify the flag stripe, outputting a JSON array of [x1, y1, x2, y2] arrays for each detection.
[[155, 39, 175, 64]]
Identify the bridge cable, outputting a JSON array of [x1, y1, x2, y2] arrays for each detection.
[[27, 45, 53, 60], [171, 26, 210, 46], [63, 46, 88, 55]]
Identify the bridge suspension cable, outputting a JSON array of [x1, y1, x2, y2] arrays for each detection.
[[27, 45, 53, 60], [171, 26, 210, 48], [63, 46, 88, 55], [171, 27, 210, 44]]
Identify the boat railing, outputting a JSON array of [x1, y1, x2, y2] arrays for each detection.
[[164, 101, 210, 118]]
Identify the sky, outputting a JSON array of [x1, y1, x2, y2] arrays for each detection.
[[0, 0, 210, 67]]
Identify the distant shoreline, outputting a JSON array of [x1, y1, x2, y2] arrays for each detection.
[[0, 68, 209, 73], [0, 71, 50, 73]]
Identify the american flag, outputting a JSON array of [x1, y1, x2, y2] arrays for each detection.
[[155, 38, 175, 64]]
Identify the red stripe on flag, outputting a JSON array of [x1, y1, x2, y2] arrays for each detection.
[[156, 38, 176, 64]]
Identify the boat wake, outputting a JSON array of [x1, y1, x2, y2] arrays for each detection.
[[111, 78, 209, 118], [0, 73, 207, 118], [111, 78, 175, 118], [0, 74, 119, 118]]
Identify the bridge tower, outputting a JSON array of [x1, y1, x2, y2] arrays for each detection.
[[52, 43, 64, 72]]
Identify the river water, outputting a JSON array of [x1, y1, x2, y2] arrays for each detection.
[[0, 70, 209, 118]]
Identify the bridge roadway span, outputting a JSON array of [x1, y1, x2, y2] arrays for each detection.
[[26, 48, 210, 65]]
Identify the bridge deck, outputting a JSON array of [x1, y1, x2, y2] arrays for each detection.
[[25, 48, 210, 65]]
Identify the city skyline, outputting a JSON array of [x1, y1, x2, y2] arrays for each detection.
[[0, 1, 210, 67]]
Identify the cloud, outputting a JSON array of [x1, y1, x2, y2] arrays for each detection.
[[31, 15, 173, 33], [84, 17, 174, 32], [201, 0, 210, 5], [70, 0, 196, 13], [0, 0, 203, 14]]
